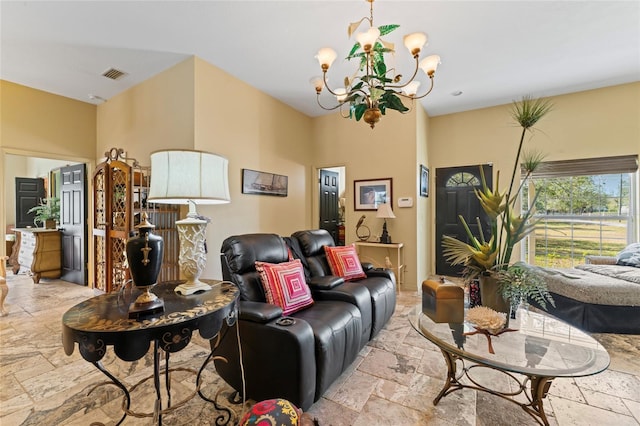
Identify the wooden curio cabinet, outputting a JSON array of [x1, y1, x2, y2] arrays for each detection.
[[92, 148, 180, 293]]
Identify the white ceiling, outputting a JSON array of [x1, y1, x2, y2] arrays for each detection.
[[1, 1, 639, 117]]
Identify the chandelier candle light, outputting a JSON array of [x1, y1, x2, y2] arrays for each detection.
[[312, 0, 441, 128], [148, 150, 230, 295]]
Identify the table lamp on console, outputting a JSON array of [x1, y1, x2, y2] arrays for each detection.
[[148, 149, 230, 295], [376, 202, 395, 244]]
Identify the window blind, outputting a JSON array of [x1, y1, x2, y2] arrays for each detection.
[[522, 155, 638, 178]]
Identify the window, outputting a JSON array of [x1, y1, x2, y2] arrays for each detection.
[[446, 172, 480, 187], [522, 155, 638, 268]]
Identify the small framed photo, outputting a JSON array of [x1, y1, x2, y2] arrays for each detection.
[[420, 165, 429, 197], [354, 178, 392, 211]]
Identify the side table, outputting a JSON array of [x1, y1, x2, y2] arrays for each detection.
[[354, 241, 404, 289], [62, 280, 239, 425]]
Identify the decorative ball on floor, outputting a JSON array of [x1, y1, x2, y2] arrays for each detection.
[[239, 398, 319, 426]]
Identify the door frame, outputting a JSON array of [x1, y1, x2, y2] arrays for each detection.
[[313, 165, 346, 238], [434, 164, 493, 276], [1, 148, 94, 283]]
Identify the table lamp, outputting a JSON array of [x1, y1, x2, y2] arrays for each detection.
[[376, 202, 395, 244], [148, 149, 230, 295]]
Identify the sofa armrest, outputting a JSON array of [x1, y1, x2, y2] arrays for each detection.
[[585, 255, 617, 265], [361, 262, 374, 271], [238, 300, 283, 323], [308, 275, 344, 290], [365, 267, 396, 284]]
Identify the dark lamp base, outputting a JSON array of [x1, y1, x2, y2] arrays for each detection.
[[128, 298, 165, 319], [379, 234, 392, 244]]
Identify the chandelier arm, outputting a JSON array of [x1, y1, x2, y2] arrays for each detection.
[[407, 75, 435, 100], [316, 95, 345, 111], [321, 72, 344, 97], [339, 104, 351, 118], [385, 56, 421, 90]]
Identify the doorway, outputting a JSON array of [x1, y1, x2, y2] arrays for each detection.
[[319, 166, 345, 246], [435, 164, 492, 276], [2, 151, 90, 285]]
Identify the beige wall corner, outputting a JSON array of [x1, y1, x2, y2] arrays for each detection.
[[311, 108, 422, 290], [0, 80, 96, 257], [429, 82, 640, 269]]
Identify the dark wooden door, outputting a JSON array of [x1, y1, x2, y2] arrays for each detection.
[[319, 169, 339, 244], [60, 164, 87, 285], [435, 165, 492, 276], [15, 177, 45, 228]]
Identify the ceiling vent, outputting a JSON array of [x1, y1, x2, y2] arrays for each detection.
[[101, 68, 127, 80]]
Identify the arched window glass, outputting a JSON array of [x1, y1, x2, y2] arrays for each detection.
[[446, 172, 480, 187]]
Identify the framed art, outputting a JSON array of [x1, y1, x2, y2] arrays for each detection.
[[420, 165, 429, 197], [354, 178, 392, 210], [242, 168, 288, 197]]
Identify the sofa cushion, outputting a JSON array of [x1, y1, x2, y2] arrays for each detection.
[[324, 244, 366, 281], [256, 259, 314, 315]]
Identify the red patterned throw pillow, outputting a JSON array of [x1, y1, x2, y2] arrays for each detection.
[[324, 244, 366, 281], [255, 259, 314, 315]]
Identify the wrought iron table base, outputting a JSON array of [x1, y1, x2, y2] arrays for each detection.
[[88, 341, 233, 425], [434, 349, 554, 426]]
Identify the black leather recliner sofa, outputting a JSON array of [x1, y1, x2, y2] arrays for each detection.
[[211, 230, 396, 410]]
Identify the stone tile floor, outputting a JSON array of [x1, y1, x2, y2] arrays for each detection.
[[0, 273, 639, 425]]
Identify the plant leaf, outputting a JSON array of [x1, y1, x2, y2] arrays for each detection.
[[510, 96, 553, 129], [383, 93, 408, 112], [378, 24, 399, 36], [353, 104, 367, 121]]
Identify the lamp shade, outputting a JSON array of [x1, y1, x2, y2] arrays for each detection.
[[402, 81, 421, 97], [356, 27, 380, 51], [148, 150, 230, 205], [376, 203, 396, 219], [403, 32, 428, 55], [419, 55, 441, 76], [316, 48, 337, 69]]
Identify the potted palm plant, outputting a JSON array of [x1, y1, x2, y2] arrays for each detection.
[[441, 96, 555, 314], [27, 197, 60, 229]]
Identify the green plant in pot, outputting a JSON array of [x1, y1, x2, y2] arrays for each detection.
[[441, 96, 555, 315], [27, 197, 60, 229]]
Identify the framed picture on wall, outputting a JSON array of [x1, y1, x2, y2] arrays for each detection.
[[242, 169, 288, 196], [420, 165, 429, 197], [354, 178, 392, 210]]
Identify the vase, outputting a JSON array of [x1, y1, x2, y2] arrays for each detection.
[[479, 273, 511, 316], [126, 216, 164, 318]]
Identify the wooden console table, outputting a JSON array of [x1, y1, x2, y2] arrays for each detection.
[[12, 228, 62, 283], [354, 241, 404, 288]]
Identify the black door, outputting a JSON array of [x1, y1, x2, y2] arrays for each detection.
[[435, 165, 492, 276], [60, 164, 87, 285], [15, 177, 45, 228], [319, 169, 339, 244]]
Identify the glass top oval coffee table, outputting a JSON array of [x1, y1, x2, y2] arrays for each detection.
[[409, 305, 610, 425]]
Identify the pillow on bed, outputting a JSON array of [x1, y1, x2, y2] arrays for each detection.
[[616, 243, 640, 267]]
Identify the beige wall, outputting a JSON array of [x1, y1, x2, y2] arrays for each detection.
[[192, 57, 313, 278], [415, 105, 431, 289], [311, 108, 421, 290], [96, 58, 196, 162], [428, 82, 640, 270], [2, 70, 638, 286], [0, 81, 96, 256], [97, 56, 313, 280]]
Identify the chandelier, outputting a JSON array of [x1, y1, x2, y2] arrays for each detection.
[[312, 0, 441, 129]]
